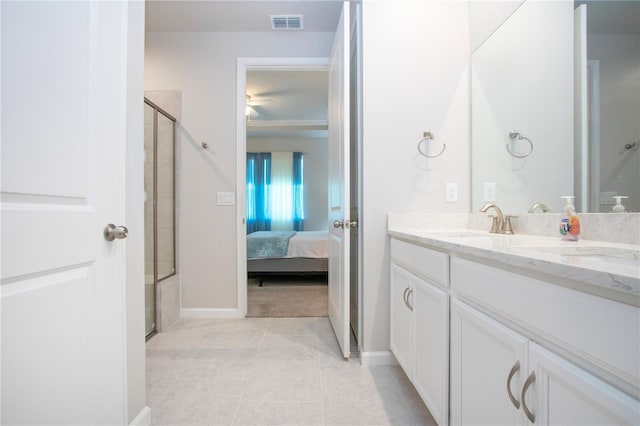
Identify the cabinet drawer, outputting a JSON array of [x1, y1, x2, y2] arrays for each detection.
[[451, 256, 640, 393], [391, 238, 449, 287]]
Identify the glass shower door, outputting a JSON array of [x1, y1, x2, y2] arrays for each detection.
[[144, 103, 156, 336], [144, 98, 176, 338]]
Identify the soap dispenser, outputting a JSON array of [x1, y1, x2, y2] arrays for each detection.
[[612, 196, 628, 213], [559, 196, 580, 241]]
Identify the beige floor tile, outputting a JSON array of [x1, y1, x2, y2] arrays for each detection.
[[151, 378, 245, 425], [233, 401, 324, 425], [146, 317, 436, 426]]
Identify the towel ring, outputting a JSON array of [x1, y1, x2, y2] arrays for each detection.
[[417, 130, 446, 158], [506, 131, 533, 158]]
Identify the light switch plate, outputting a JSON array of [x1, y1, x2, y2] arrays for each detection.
[[445, 182, 458, 202], [217, 192, 236, 206], [484, 182, 496, 202], [600, 191, 617, 205]]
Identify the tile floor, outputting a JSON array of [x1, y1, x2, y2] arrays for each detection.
[[146, 317, 437, 425]]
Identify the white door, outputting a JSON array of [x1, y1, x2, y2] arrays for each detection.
[[413, 277, 449, 426], [450, 299, 529, 426], [328, 1, 351, 359], [528, 342, 640, 425], [1, 2, 130, 424], [389, 264, 414, 376]]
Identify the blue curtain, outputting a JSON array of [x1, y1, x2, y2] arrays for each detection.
[[292, 152, 304, 231], [246, 152, 304, 233], [246, 153, 271, 233]]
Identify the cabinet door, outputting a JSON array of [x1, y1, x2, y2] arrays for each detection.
[[528, 342, 640, 425], [413, 277, 449, 426], [390, 263, 414, 377], [451, 298, 528, 426]]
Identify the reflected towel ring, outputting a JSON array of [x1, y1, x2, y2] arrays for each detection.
[[417, 130, 446, 158], [506, 131, 533, 158]]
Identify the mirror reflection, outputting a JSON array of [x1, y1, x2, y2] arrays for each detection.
[[471, 0, 639, 214]]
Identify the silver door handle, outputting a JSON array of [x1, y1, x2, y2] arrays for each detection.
[[521, 371, 536, 423], [333, 220, 344, 229], [506, 360, 521, 409], [104, 224, 129, 241], [349, 220, 358, 229]]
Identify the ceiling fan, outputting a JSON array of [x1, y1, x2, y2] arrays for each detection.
[[245, 94, 273, 118]]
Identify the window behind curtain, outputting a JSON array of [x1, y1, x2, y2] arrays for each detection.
[[246, 152, 304, 233]]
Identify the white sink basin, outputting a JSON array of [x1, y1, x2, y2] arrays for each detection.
[[522, 246, 640, 268], [421, 230, 494, 238]]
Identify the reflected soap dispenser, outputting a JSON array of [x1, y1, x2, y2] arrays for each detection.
[[612, 196, 628, 213], [560, 196, 580, 241]]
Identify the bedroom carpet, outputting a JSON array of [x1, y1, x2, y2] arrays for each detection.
[[247, 278, 328, 317]]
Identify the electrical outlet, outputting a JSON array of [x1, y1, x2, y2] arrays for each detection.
[[484, 182, 496, 202], [217, 192, 236, 206], [600, 191, 617, 205], [445, 182, 458, 202]]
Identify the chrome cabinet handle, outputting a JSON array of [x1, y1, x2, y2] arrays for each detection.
[[521, 371, 536, 423], [506, 360, 521, 409], [406, 288, 413, 311], [104, 224, 129, 241], [402, 287, 410, 310], [333, 220, 344, 229]]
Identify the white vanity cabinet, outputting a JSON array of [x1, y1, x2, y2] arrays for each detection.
[[450, 298, 528, 425], [450, 257, 640, 425], [390, 239, 450, 426]]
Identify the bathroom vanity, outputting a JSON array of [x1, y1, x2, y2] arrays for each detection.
[[388, 217, 640, 425]]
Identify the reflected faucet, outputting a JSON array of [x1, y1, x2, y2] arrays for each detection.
[[479, 203, 505, 234], [528, 202, 550, 213]]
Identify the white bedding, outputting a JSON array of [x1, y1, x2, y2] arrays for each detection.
[[285, 231, 329, 258]]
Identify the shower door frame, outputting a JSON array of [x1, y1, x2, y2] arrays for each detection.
[[144, 97, 177, 339]]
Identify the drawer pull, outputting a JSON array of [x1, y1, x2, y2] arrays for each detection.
[[521, 371, 536, 423], [406, 288, 414, 311], [506, 360, 521, 409]]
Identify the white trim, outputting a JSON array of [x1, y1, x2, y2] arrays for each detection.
[[587, 60, 601, 212], [129, 406, 151, 426], [246, 119, 328, 130], [236, 57, 330, 319], [181, 308, 241, 319], [360, 351, 399, 367]]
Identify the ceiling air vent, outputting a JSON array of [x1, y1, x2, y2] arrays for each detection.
[[270, 15, 303, 30]]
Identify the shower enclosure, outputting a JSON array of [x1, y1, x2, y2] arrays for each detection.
[[144, 98, 176, 338]]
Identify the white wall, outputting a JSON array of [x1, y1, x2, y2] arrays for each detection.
[[247, 136, 328, 231], [145, 32, 334, 310], [361, 0, 471, 353]]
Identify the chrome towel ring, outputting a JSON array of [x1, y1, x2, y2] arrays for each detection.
[[507, 131, 533, 158], [417, 130, 446, 158]]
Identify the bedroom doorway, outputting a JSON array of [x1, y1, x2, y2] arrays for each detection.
[[243, 67, 330, 318]]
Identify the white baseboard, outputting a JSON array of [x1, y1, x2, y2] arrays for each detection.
[[360, 351, 398, 367], [180, 308, 241, 319], [130, 406, 151, 426]]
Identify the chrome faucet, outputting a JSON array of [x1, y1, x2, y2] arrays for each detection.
[[479, 203, 505, 234], [528, 202, 550, 213]]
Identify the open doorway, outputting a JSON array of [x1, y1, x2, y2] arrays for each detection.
[[243, 68, 330, 317]]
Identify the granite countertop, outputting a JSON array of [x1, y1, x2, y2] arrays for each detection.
[[388, 227, 640, 305]]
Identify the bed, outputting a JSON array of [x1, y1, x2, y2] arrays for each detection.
[[247, 231, 329, 285]]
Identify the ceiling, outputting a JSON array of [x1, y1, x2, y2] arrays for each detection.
[[145, 0, 343, 32], [246, 70, 328, 121], [146, 1, 336, 136]]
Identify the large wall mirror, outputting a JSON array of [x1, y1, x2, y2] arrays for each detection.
[[470, 0, 640, 214]]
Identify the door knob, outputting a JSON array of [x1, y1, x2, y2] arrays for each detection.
[[104, 224, 129, 241], [349, 220, 358, 229], [333, 220, 344, 229]]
